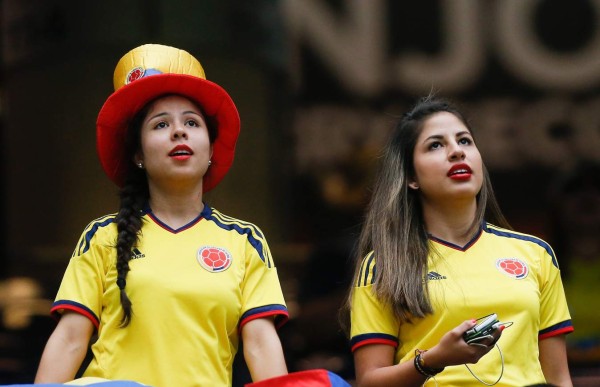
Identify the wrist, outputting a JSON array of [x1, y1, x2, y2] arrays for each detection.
[[421, 347, 444, 369], [414, 349, 445, 378]]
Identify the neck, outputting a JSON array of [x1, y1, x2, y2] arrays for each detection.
[[421, 198, 478, 246], [147, 179, 205, 229]]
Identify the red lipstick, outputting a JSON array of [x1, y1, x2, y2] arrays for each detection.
[[169, 144, 193, 161], [447, 163, 472, 180]]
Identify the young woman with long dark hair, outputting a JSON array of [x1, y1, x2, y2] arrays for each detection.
[[346, 97, 573, 386]]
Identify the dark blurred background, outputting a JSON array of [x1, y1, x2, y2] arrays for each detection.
[[0, 0, 598, 385]]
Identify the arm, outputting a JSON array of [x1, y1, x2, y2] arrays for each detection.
[[354, 344, 425, 387], [354, 320, 499, 387], [242, 317, 288, 382], [539, 335, 572, 387], [35, 311, 94, 383]]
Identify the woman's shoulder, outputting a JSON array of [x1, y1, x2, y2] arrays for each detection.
[[355, 251, 377, 288], [71, 213, 119, 256], [483, 222, 557, 265], [78, 213, 119, 239], [484, 222, 552, 247], [83, 212, 118, 227], [203, 206, 266, 236]]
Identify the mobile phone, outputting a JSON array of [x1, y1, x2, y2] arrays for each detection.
[[463, 313, 499, 342]]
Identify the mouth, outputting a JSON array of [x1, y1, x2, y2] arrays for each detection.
[[448, 164, 472, 179], [169, 145, 194, 157]]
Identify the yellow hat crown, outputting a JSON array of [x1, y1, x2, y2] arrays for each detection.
[[112, 44, 206, 91]]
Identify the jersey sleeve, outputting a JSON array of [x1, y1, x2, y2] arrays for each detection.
[[350, 252, 400, 352], [538, 242, 574, 339], [239, 226, 288, 330], [51, 217, 115, 328]]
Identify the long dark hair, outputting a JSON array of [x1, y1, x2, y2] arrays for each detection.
[[344, 97, 510, 324], [114, 94, 217, 326]]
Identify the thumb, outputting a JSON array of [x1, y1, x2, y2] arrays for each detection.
[[457, 319, 478, 332]]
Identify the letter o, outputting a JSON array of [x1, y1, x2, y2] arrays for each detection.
[[495, 0, 600, 90]]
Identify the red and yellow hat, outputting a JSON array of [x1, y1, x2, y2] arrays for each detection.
[[96, 44, 240, 192]]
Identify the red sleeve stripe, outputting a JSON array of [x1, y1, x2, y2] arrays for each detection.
[[350, 334, 398, 352], [238, 305, 289, 332], [51, 300, 100, 329], [539, 326, 574, 340], [539, 320, 574, 340]]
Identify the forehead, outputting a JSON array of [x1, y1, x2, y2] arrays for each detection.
[[147, 95, 202, 115], [418, 111, 469, 139]]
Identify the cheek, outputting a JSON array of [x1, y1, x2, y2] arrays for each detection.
[[412, 156, 437, 181], [472, 153, 484, 175], [139, 133, 163, 160], [471, 153, 485, 187], [139, 130, 151, 150], [195, 132, 212, 152]]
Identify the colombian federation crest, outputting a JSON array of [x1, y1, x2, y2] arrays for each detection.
[[126, 67, 145, 84], [126, 67, 164, 84], [496, 258, 529, 279], [197, 246, 233, 273]]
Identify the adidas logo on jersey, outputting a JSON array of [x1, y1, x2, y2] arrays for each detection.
[[427, 271, 446, 280], [131, 248, 145, 259]]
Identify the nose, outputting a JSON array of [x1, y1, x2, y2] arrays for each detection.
[[448, 142, 465, 161], [171, 123, 188, 140]]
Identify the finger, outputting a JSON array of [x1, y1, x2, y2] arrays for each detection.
[[490, 324, 505, 345], [457, 319, 478, 332], [467, 334, 495, 347]]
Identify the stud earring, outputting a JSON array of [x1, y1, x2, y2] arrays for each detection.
[[208, 160, 212, 167], [137, 162, 144, 169]]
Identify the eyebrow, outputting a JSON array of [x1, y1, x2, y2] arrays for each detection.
[[423, 130, 472, 142], [146, 112, 169, 122], [182, 110, 202, 116], [145, 110, 202, 123]]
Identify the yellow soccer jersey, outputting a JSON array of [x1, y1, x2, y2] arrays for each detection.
[[350, 222, 573, 387], [52, 205, 288, 387]]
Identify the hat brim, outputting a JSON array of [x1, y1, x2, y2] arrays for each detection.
[[96, 73, 240, 192]]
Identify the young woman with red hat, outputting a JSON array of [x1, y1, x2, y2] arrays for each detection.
[[35, 44, 288, 386]]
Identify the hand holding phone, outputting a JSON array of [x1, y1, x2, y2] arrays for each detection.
[[463, 314, 500, 343]]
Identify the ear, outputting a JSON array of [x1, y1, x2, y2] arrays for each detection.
[[133, 151, 144, 165], [408, 180, 419, 190], [209, 144, 214, 160]]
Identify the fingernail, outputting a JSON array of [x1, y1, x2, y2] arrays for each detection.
[[499, 325, 505, 331], [471, 319, 477, 323]]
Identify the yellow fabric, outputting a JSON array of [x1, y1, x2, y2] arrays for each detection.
[[351, 223, 572, 386], [53, 205, 287, 387], [112, 44, 206, 91]]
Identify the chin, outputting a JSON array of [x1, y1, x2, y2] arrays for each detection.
[[449, 186, 480, 200]]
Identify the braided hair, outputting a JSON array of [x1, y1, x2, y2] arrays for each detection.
[[113, 95, 218, 326], [114, 105, 150, 327]]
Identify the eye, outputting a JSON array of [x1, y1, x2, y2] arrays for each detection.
[[154, 121, 168, 129], [428, 141, 442, 150], [458, 137, 473, 145], [185, 119, 200, 127]]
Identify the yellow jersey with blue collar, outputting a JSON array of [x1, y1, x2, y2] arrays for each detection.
[[350, 222, 573, 386], [52, 205, 288, 387]]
